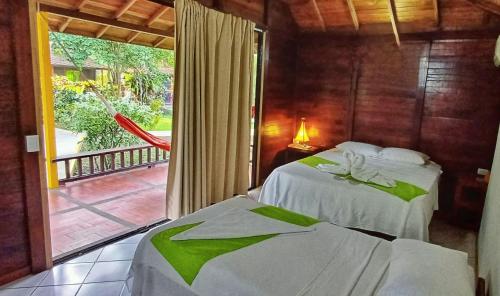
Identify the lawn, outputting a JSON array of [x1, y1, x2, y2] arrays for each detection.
[[149, 116, 172, 131]]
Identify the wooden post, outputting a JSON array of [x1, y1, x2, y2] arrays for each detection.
[[37, 12, 59, 189]]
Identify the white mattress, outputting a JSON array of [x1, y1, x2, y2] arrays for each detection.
[[259, 149, 442, 241], [128, 197, 392, 296]]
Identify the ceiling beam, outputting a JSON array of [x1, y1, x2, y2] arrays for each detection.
[[153, 36, 167, 47], [311, 0, 326, 31], [115, 0, 139, 19], [76, 0, 91, 10], [468, 0, 500, 15], [126, 31, 141, 43], [147, 7, 170, 27], [40, 4, 174, 38], [59, 0, 92, 33], [96, 25, 110, 38], [58, 17, 72, 32], [148, 0, 175, 8], [386, 0, 400, 46], [346, 0, 359, 31], [432, 0, 440, 25]]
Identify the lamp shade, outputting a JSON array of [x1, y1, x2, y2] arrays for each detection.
[[294, 118, 310, 144]]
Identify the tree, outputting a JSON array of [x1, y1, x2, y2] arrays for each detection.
[[50, 32, 174, 102]]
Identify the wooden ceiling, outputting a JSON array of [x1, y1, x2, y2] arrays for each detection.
[[284, 0, 500, 44], [36, 0, 500, 49], [37, 0, 175, 50]]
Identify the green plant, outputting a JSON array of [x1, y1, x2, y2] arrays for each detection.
[[53, 76, 89, 129], [70, 94, 159, 152], [50, 32, 174, 100]]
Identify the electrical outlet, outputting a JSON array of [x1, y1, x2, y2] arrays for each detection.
[[477, 168, 489, 176]]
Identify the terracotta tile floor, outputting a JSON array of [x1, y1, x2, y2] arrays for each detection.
[[49, 164, 168, 258]]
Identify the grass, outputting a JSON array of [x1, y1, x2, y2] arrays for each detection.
[[149, 116, 172, 131]]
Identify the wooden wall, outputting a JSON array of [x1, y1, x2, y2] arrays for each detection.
[[258, 0, 298, 181], [0, 1, 47, 284], [288, 34, 500, 208]]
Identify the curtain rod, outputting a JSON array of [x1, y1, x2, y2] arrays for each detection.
[[147, 0, 268, 31]]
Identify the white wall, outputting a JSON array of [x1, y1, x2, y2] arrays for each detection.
[[478, 124, 500, 295]]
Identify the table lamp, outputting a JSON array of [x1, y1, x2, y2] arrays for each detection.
[[290, 117, 311, 150]]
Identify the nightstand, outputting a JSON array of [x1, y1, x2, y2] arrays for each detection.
[[285, 144, 324, 163], [452, 174, 488, 230]]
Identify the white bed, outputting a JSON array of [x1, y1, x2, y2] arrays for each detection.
[[127, 197, 473, 296], [259, 149, 442, 241]]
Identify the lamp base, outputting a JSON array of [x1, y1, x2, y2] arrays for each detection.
[[288, 143, 313, 151]]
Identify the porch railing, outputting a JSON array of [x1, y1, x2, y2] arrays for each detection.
[[53, 144, 169, 184]]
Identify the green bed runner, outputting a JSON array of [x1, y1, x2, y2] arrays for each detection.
[[298, 156, 428, 202], [151, 205, 320, 285]]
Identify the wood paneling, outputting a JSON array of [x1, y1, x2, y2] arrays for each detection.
[[286, 0, 500, 35], [258, 0, 298, 182], [420, 40, 500, 194], [283, 34, 500, 208], [0, 1, 47, 284], [294, 37, 353, 148]]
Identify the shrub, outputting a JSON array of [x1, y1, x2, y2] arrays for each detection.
[[53, 76, 88, 129], [70, 94, 160, 152]]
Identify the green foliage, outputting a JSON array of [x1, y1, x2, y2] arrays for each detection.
[[50, 32, 173, 151], [149, 98, 165, 113], [70, 94, 160, 151], [126, 71, 170, 104], [53, 76, 89, 129], [50, 32, 174, 103]]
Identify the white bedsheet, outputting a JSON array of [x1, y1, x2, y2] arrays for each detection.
[[259, 149, 442, 241], [128, 197, 392, 296]]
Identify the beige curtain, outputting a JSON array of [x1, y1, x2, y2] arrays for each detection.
[[166, 0, 255, 219]]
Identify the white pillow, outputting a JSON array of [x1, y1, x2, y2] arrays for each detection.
[[379, 148, 430, 165], [376, 239, 474, 296], [336, 141, 382, 157]]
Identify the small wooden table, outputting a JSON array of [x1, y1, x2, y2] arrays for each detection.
[[284, 144, 325, 163], [452, 174, 488, 229]]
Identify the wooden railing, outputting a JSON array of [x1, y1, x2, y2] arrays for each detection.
[[53, 144, 169, 183]]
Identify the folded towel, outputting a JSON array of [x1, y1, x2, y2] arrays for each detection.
[[170, 208, 315, 241], [317, 152, 396, 188], [317, 164, 350, 175], [350, 154, 396, 188]]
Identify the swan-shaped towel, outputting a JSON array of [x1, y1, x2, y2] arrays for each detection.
[[318, 152, 396, 188]]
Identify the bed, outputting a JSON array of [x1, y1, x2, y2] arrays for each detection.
[[127, 197, 474, 296], [259, 148, 442, 241]]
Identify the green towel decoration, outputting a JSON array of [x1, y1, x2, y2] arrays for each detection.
[[298, 156, 428, 202], [151, 205, 320, 285]]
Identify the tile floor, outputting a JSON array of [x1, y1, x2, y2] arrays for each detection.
[[0, 233, 145, 296], [49, 164, 168, 257]]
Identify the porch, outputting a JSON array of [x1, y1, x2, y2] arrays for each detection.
[[48, 164, 168, 258]]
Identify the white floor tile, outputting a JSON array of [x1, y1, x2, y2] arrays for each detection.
[[0, 288, 35, 296], [2, 271, 48, 289], [76, 281, 124, 296], [84, 261, 131, 283], [40, 263, 93, 286], [98, 245, 137, 262], [66, 249, 103, 264], [32, 285, 80, 296]]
